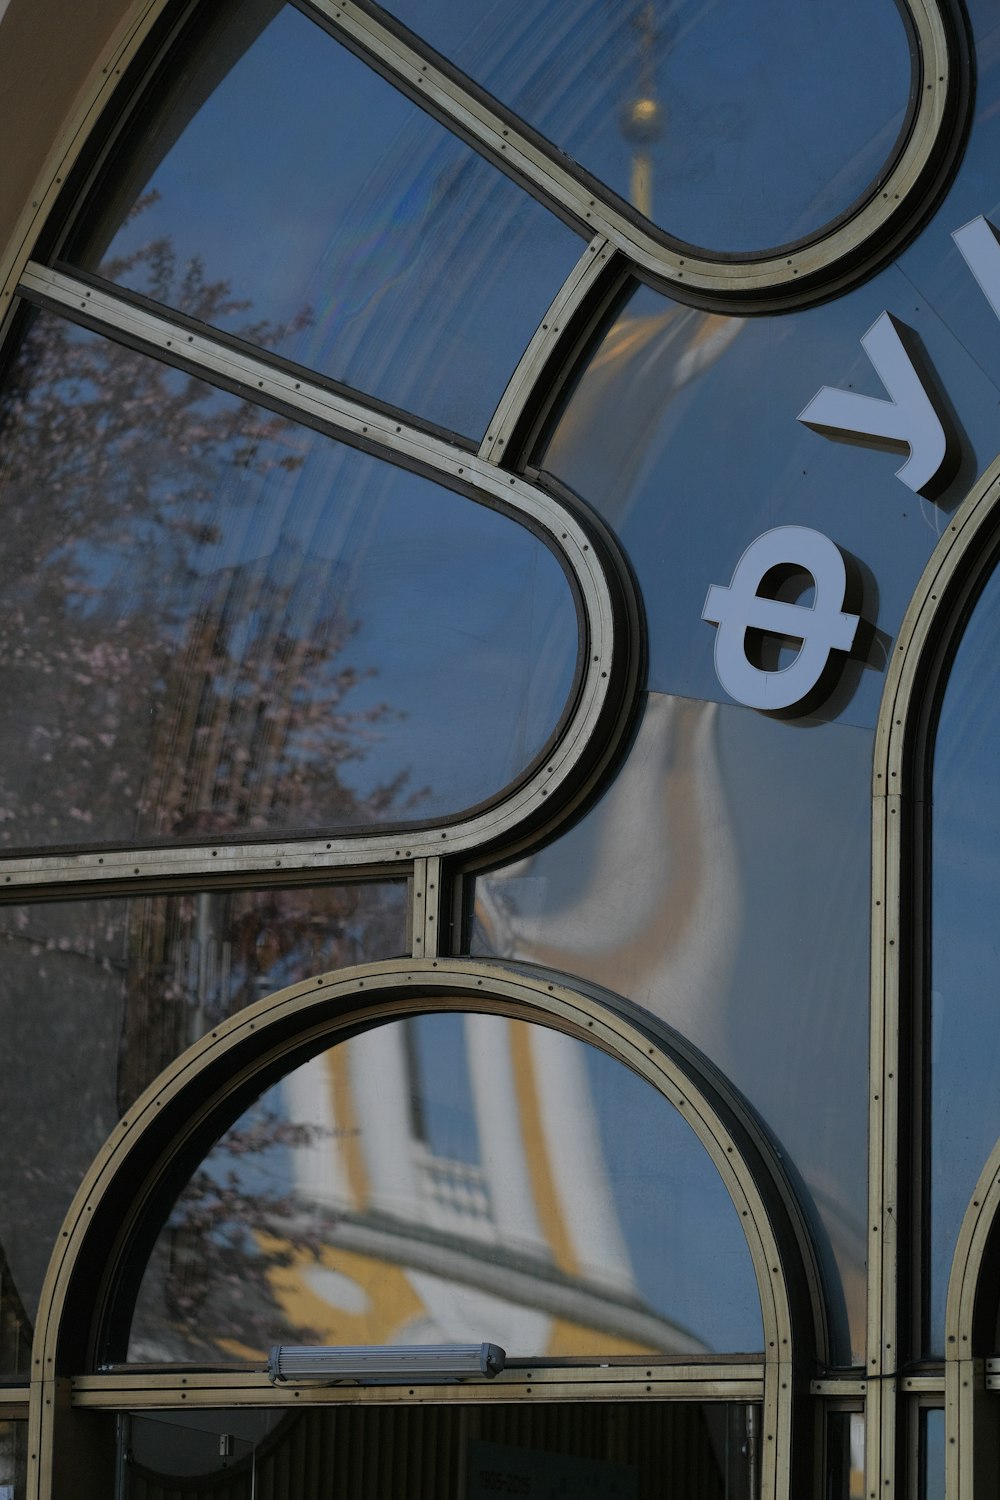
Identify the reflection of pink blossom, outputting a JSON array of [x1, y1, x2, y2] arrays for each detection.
[[0, 220, 421, 849]]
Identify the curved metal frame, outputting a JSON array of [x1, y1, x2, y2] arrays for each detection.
[[0, 0, 972, 326], [943, 1141, 1000, 1499], [871, 453, 1000, 1498], [1, 258, 642, 892], [26, 959, 826, 1500], [307, 0, 969, 308], [0, 0, 979, 1494]]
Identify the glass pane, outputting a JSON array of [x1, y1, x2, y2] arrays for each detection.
[[539, 271, 1000, 734], [473, 691, 870, 1364], [826, 1411, 864, 1500], [919, 1409, 944, 1500], [0, 1422, 27, 1500], [0, 1239, 30, 1379], [0, 880, 407, 1361], [127, 1013, 762, 1361], [122, 1403, 762, 1500], [930, 561, 1000, 1349], [379, 0, 912, 254], [67, 1, 582, 436], [892, 0, 1000, 406], [0, 311, 578, 849]]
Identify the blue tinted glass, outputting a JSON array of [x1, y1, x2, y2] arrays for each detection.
[[381, 0, 912, 253], [474, 690, 871, 1363], [0, 311, 579, 847], [930, 562, 1000, 1351], [68, 3, 582, 436], [540, 270, 1000, 733], [128, 1014, 762, 1360], [0, 882, 407, 1352]]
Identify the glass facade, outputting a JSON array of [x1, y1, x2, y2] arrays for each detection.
[[127, 1014, 762, 1363], [0, 0, 999, 1494]]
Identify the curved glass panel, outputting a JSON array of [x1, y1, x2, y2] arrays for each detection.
[[121, 1402, 762, 1498], [0, 880, 407, 1362], [127, 1013, 763, 1361], [0, 311, 578, 848], [474, 691, 870, 1363], [930, 559, 1000, 1351], [379, 0, 912, 254], [540, 272, 1000, 733], [66, 1, 582, 437]]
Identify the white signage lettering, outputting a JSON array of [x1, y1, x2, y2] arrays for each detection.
[[953, 215, 1000, 322], [706, 200, 1000, 716], [797, 311, 955, 498], [702, 527, 860, 712]]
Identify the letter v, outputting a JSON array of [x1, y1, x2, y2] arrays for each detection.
[[953, 215, 1000, 322], [797, 311, 955, 499]]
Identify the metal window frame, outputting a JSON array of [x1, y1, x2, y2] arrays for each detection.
[[0, 0, 980, 1496], [301, 0, 970, 309], [23, 959, 829, 1500], [871, 452, 1000, 1500], [0, 257, 641, 896], [0, 0, 972, 322]]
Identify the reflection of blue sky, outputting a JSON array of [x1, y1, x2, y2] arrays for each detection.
[[474, 692, 870, 1362], [4, 316, 579, 835], [381, 0, 909, 252], [180, 1016, 762, 1354], [406, 1012, 762, 1350], [582, 1037, 762, 1351], [931, 566, 1000, 1347], [409, 1014, 480, 1166], [544, 253, 1000, 731], [76, 3, 581, 436]]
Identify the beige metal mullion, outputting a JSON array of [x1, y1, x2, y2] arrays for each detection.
[[410, 857, 443, 959], [31, 959, 799, 1500], [871, 458, 1000, 1500], [901, 1374, 945, 1395], [70, 1364, 765, 1409], [811, 1379, 869, 1397], [478, 234, 619, 466], [867, 782, 902, 1500]]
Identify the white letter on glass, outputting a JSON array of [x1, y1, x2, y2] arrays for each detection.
[[953, 215, 1000, 322], [702, 526, 860, 712], [797, 311, 953, 498]]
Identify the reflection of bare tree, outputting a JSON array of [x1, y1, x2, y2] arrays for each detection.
[[0, 1238, 29, 1373], [142, 1109, 330, 1361], [0, 217, 414, 1368], [118, 883, 406, 1109], [0, 201, 415, 850]]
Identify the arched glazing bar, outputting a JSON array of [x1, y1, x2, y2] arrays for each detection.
[[942, 1141, 1000, 1498], [0, 0, 971, 338], [26, 961, 827, 1500], [871, 453, 1000, 1500], [0, 261, 641, 892], [301, 0, 969, 306]]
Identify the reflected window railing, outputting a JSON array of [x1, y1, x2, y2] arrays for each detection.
[[125, 1013, 764, 1363]]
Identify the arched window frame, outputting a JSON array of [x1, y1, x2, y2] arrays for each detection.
[[29, 961, 826, 1500], [0, 0, 979, 1496], [872, 454, 1000, 1499]]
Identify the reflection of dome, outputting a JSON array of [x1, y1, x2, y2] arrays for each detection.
[[276, 1017, 723, 1359]]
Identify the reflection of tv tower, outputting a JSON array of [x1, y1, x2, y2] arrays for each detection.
[[620, 3, 664, 219]]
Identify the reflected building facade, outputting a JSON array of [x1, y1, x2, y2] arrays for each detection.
[[0, 0, 998, 1497]]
